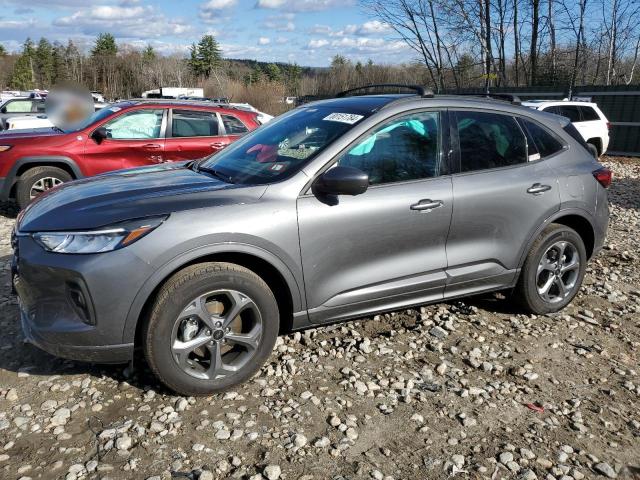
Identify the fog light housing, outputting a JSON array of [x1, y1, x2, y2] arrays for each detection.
[[67, 282, 95, 325]]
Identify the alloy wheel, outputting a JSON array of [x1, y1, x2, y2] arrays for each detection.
[[30, 177, 63, 200], [536, 240, 581, 303], [170, 289, 263, 380]]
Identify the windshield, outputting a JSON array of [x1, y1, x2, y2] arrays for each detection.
[[62, 105, 120, 133], [199, 106, 370, 184]]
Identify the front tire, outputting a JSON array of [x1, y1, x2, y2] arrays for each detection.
[[16, 166, 72, 209], [515, 224, 587, 314], [143, 262, 279, 395]]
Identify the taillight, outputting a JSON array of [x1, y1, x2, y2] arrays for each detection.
[[606, 122, 611, 130], [593, 167, 612, 188]]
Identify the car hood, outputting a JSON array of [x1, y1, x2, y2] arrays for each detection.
[[18, 162, 267, 232], [0, 127, 64, 140]]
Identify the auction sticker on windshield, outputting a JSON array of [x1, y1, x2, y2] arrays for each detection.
[[323, 113, 364, 124]]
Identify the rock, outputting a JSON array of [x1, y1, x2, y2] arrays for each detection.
[[199, 471, 214, 480], [499, 452, 514, 464], [116, 434, 132, 451], [175, 398, 188, 412], [593, 462, 617, 478], [293, 433, 307, 448], [263, 464, 281, 480], [451, 455, 465, 469], [5, 389, 18, 402]]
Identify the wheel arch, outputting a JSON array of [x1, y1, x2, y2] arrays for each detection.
[[4, 156, 83, 198], [124, 244, 305, 347], [518, 209, 597, 269], [586, 137, 603, 156]]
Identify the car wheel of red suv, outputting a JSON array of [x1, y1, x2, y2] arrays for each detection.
[[16, 166, 72, 209]]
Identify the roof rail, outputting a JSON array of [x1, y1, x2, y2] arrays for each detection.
[[336, 84, 434, 98], [455, 92, 522, 105]]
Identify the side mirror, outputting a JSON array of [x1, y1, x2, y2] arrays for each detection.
[[91, 127, 108, 144], [0, 107, 6, 114], [314, 166, 369, 196]]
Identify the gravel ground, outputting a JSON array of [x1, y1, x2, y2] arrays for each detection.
[[0, 156, 638, 480]]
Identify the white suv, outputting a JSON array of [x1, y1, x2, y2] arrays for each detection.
[[522, 100, 609, 157]]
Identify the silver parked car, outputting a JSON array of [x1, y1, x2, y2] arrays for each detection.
[[12, 85, 611, 395]]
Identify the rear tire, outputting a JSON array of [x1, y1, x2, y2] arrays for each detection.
[[16, 166, 72, 209], [515, 224, 587, 314], [143, 262, 279, 396]]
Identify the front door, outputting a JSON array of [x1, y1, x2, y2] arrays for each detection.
[[297, 110, 453, 323], [445, 110, 561, 296], [82, 108, 166, 175]]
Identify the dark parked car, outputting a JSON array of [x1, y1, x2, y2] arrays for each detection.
[[0, 96, 47, 130], [12, 85, 610, 395], [0, 100, 260, 208]]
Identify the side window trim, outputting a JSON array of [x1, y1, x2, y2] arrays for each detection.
[[302, 108, 448, 195]]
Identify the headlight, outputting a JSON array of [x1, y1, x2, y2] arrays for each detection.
[[0, 146, 12, 152], [33, 216, 167, 254]]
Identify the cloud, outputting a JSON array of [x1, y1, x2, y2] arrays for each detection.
[[199, 0, 237, 22], [257, 37, 271, 45], [53, 5, 193, 39], [255, 0, 353, 12], [311, 20, 392, 38], [307, 39, 329, 49], [263, 13, 295, 32]]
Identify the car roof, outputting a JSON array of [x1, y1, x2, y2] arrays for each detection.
[[110, 99, 255, 114], [522, 100, 597, 107]]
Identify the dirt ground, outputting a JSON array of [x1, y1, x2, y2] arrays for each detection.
[[0, 156, 638, 480]]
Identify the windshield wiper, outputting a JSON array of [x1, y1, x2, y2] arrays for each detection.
[[198, 166, 235, 184]]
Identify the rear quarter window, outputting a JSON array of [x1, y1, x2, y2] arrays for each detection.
[[519, 118, 565, 158], [579, 106, 600, 121]]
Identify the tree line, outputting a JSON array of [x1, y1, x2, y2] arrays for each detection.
[[362, 0, 640, 92], [1, 0, 639, 115]]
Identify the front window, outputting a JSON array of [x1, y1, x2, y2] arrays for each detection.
[[4, 100, 34, 113], [199, 107, 370, 185], [337, 111, 443, 185], [102, 109, 164, 139]]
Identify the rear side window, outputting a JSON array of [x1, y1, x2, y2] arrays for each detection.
[[519, 119, 565, 158], [558, 105, 581, 122], [455, 111, 527, 172], [172, 110, 219, 137], [221, 114, 249, 135], [579, 106, 600, 121]]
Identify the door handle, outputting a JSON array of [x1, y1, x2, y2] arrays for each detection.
[[410, 199, 444, 211], [210, 142, 226, 149], [142, 143, 161, 150], [527, 183, 552, 194]]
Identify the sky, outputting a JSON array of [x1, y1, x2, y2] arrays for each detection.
[[0, 0, 415, 66]]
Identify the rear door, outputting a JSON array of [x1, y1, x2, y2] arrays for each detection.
[[445, 110, 562, 296], [220, 113, 252, 143], [82, 108, 166, 175], [164, 109, 229, 161], [297, 109, 453, 323], [577, 105, 607, 150]]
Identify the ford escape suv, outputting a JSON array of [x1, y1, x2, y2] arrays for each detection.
[[12, 85, 611, 395], [0, 100, 259, 209]]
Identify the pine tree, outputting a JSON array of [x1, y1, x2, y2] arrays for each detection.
[[264, 63, 281, 81], [9, 39, 36, 90], [142, 45, 156, 64], [188, 35, 222, 77], [92, 33, 117, 57], [35, 37, 54, 87]]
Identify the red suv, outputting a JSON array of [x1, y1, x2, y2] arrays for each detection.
[[0, 100, 260, 208]]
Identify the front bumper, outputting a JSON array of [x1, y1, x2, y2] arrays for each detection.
[[13, 234, 153, 364]]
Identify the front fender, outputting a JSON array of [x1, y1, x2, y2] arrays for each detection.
[[121, 241, 305, 342], [1, 156, 84, 199]]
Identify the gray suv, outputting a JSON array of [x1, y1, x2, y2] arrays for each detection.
[[12, 86, 611, 395]]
